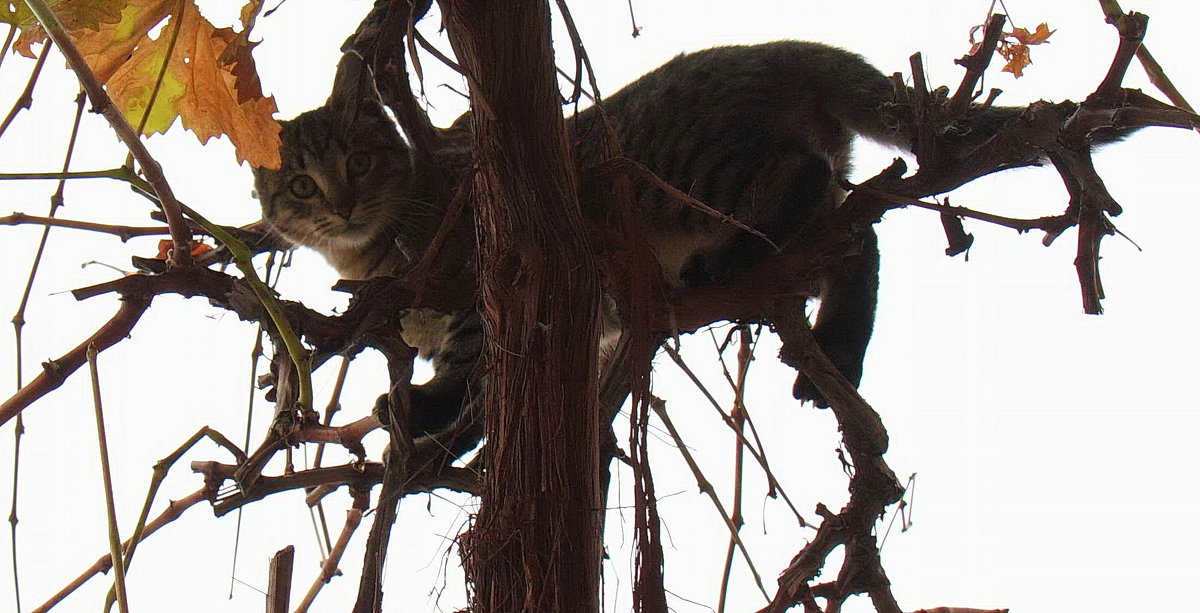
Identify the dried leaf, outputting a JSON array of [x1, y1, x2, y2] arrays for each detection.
[[9, 0, 281, 168], [966, 20, 1056, 79], [6, 0, 130, 59], [1012, 23, 1055, 45], [1000, 44, 1032, 78], [154, 238, 212, 259], [172, 14, 281, 167], [220, 0, 267, 104]]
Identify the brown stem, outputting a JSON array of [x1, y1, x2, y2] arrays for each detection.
[[0, 296, 151, 427], [22, 0, 193, 267], [0, 38, 50, 140], [1093, 10, 1147, 100], [0, 213, 173, 241], [294, 492, 369, 612], [32, 488, 207, 613], [948, 14, 1007, 116]]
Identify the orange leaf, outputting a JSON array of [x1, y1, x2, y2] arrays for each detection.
[[1012, 23, 1055, 46], [174, 15, 281, 167], [153, 238, 213, 259], [155, 238, 173, 259], [9, 0, 129, 59], [101, 2, 281, 167], [12, 0, 280, 168], [1001, 45, 1032, 78]]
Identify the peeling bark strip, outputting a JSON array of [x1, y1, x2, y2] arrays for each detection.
[[439, 1, 604, 612]]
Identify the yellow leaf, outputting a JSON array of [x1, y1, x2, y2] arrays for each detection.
[[77, 0, 175, 83], [105, 3, 280, 167], [16, 0, 281, 168]]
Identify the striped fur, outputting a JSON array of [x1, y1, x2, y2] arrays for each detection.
[[253, 41, 1010, 431]]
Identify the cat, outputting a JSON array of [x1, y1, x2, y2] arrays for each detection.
[[252, 42, 1023, 439]]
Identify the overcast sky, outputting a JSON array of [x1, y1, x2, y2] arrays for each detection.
[[1, 1, 1198, 612]]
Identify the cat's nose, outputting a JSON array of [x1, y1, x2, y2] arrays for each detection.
[[329, 184, 354, 219]]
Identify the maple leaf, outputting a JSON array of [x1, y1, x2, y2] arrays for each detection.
[[5, 0, 129, 58], [9, 0, 282, 168]]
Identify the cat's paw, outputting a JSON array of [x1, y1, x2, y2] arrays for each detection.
[[791, 340, 865, 408]]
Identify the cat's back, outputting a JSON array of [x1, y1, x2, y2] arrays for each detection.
[[580, 41, 897, 166]]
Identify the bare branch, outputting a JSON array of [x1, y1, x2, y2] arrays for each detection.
[[0, 297, 151, 427], [31, 489, 208, 613], [22, 0, 193, 267], [948, 13, 1007, 116]]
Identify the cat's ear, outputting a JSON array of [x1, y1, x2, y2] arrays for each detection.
[[327, 51, 382, 128]]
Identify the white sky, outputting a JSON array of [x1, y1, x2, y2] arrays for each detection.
[[1, 1, 1198, 612]]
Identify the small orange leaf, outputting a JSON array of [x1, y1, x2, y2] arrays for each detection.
[[965, 20, 1056, 80], [154, 239, 213, 259], [1012, 23, 1055, 46], [1000, 45, 1032, 78]]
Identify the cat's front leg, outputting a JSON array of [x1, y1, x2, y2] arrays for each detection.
[[792, 227, 879, 408]]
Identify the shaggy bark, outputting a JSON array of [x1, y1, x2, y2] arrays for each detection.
[[440, 1, 605, 611]]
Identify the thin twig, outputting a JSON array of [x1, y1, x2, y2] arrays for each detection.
[[717, 326, 754, 613], [86, 345, 130, 613], [0, 23, 16, 71], [7, 86, 86, 613], [661, 345, 806, 525], [32, 489, 207, 613], [294, 493, 369, 612], [650, 397, 770, 601], [0, 213, 173, 241], [589, 157, 778, 251], [112, 427, 244, 612], [0, 38, 51, 140]]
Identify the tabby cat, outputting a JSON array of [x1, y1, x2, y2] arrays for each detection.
[[253, 42, 1015, 436]]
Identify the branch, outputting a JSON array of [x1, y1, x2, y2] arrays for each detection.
[[948, 13, 1007, 116], [762, 308, 903, 613], [1093, 10, 1146, 100], [0, 37, 50, 140], [294, 491, 370, 612], [190, 460, 478, 517], [21, 0, 192, 267], [0, 212, 173, 241], [32, 488, 207, 613], [0, 296, 150, 427]]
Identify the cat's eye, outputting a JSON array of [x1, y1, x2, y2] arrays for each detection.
[[346, 152, 372, 177], [289, 175, 319, 199]]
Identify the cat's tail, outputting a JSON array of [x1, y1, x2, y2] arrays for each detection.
[[808, 42, 1132, 154]]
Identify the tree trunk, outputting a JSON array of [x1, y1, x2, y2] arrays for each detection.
[[440, 1, 604, 612]]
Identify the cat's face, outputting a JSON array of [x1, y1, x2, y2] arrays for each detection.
[[253, 104, 415, 257]]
